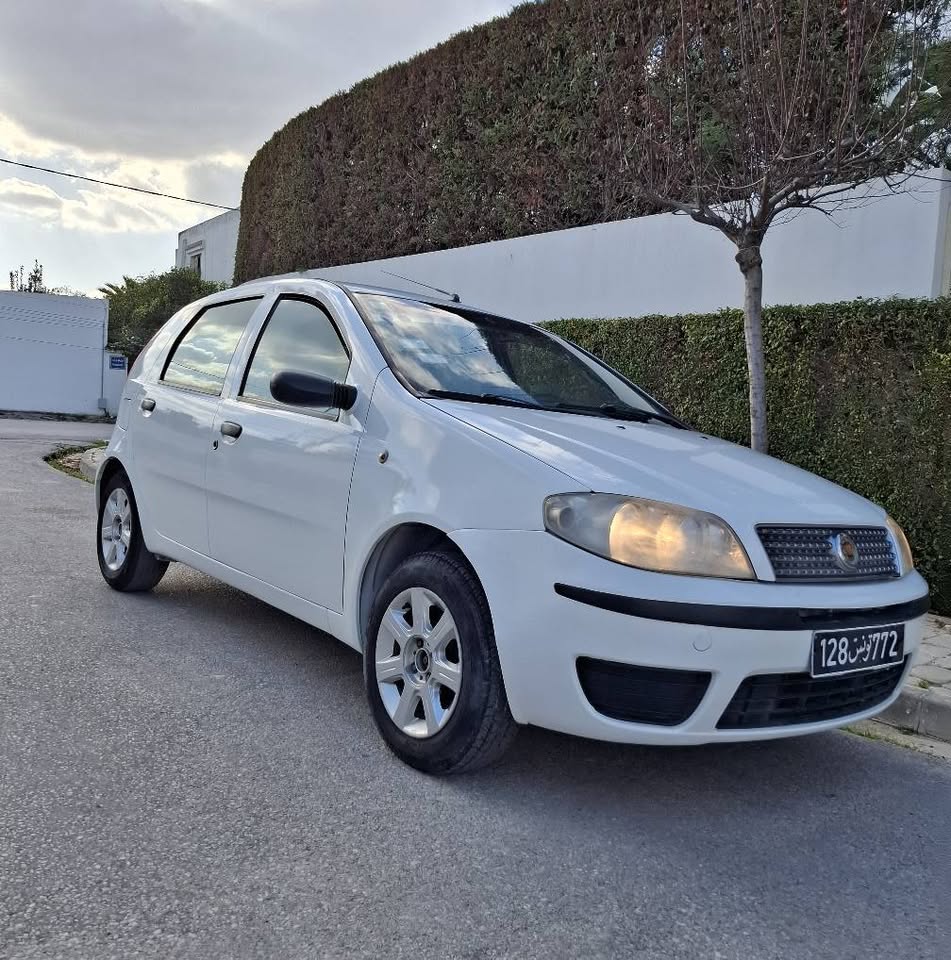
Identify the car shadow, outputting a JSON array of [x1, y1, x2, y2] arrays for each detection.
[[132, 564, 938, 815]]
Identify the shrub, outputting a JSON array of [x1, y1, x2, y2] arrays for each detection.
[[234, 0, 663, 282], [544, 298, 951, 613], [101, 268, 224, 362]]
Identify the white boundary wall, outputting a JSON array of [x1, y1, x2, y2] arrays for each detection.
[[183, 171, 951, 321], [0, 292, 125, 416], [309, 173, 951, 320]]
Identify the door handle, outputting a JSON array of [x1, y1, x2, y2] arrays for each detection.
[[140, 397, 155, 411], [220, 421, 243, 439]]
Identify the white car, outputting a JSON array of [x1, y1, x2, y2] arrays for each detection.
[[96, 278, 929, 773]]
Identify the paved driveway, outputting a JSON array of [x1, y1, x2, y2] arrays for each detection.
[[1, 432, 949, 960]]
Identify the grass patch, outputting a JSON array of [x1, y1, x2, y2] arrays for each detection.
[[44, 441, 106, 482], [845, 724, 888, 742]]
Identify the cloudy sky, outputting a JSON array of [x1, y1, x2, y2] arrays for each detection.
[[0, 0, 513, 295]]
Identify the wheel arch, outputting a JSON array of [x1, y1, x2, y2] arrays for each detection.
[[95, 455, 128, 511], [356, 522, 486, 651]]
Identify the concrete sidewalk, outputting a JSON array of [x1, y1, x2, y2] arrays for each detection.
[[881, 614, 951, 743], [79, 444, 105, 481]]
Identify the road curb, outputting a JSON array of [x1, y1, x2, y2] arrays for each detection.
[[878, 684, 951, 744], [79, 446, 104, 483]]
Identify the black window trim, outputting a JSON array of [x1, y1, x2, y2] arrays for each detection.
[[235, 293, 353, 419], [158, 295, 264, 397]]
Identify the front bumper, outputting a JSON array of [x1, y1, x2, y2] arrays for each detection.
[[451, 529, 929, 745]]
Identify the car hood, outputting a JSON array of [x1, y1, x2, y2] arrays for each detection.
[[429, 401, 885, 528]]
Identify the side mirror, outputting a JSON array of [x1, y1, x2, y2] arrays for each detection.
[[269, 370, 357, 410]]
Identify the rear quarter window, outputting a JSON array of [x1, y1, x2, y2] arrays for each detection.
[[161, 298, 262, 395]]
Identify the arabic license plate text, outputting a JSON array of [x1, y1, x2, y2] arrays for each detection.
[[811, 624, 905, 677]]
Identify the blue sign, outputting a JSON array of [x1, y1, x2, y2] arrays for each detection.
[[110, 355, 127, 370]]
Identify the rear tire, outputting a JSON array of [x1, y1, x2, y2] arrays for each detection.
[[364, 549, 517, 774], [97, 470, 168, 592]]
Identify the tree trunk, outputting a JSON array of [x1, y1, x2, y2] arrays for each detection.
[[735, 244, 768, 453]]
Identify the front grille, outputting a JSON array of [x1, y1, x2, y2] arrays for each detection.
[[577, 658, 710, 726], [757, 525, 899, 581], [717, 659, 906, 729]]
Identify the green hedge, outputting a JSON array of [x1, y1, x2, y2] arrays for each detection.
[[544, 299, 951, 613], [235, 0, 662, 282], [102, 268, 224, 363]]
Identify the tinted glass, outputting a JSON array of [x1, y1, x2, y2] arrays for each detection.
[[163, 298, 261, 395], [241, 298, 350, 405], [355, 293, 660, 414]]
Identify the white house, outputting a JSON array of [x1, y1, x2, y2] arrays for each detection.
[[176, 171, 951, 321], [0, 291, 127, 416], [174, 208, 240, 287]]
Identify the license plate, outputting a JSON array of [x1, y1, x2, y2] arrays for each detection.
[[811, 624, 904, 677]]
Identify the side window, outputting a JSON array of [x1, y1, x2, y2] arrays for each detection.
[[162, 298, 262, 395], [241, 298, 350, 408]]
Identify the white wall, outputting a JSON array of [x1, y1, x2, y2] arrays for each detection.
[[310, 173, 951, 320], [0, 292, 114, 415], [183, 171, 951, 320], [175, 208, 240, 286]]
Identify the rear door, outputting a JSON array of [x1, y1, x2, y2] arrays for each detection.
[[205, 295, 360, 611], [132, 297, 263, 555]]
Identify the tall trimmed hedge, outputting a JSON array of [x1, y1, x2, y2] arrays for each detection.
[[544, 299, 951, 613], [235, 0, 655, 282]]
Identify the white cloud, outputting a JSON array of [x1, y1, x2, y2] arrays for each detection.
[[61, 188, 178, 233], [0, 0, 516, 289], [0, 178, 63, 219], [0, 174, 183, 234], [0, 112, 245, 207], [0, 113, 244, 233], [0, 0, 515, 159]]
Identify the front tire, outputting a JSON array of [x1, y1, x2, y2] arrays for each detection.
[[97, 470, 168, 592], [364, 549, 517, 774]]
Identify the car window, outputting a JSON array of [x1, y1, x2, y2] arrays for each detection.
[[354, 292, 662, 415], [500, 338, 623, 408], [162, 298, 262, 395], [241, 297, 350, 408]]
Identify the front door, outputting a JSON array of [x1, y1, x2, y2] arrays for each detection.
[[205, 296, 360, 612], [132, 297, 263, 554]]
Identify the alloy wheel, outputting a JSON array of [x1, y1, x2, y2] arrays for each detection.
[[100, 488, 132, 573], [375, 587, 462, 738]]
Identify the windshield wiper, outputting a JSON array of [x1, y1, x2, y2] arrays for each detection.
[[554, 402, 687, 429], [424, 390, 686, 427], [424, 389, 543, 410]]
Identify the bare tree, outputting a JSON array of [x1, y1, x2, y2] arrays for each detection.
[[595, 0, 951, 452], [9, 260, 46, 293]]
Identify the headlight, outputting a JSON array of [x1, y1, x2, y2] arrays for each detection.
[[886, 515, 914, 575], [544, 493, 755, 580]]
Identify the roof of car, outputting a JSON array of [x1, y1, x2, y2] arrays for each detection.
[[332, 279, 457, 304], [236, 272, 502, 319]]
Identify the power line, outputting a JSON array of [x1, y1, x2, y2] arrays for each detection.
[[0, 157, 237, 210]]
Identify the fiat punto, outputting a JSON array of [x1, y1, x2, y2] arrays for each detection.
[[96, 278, 929, 773]]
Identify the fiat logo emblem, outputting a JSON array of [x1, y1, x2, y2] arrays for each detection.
[[830, 532, 860, 570]]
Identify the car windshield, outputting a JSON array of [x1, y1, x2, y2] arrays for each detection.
[[354, 292, 677, 424]]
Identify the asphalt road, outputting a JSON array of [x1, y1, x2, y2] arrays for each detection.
[[2, 426, 950, 960], [0, 418, 112, 444]]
